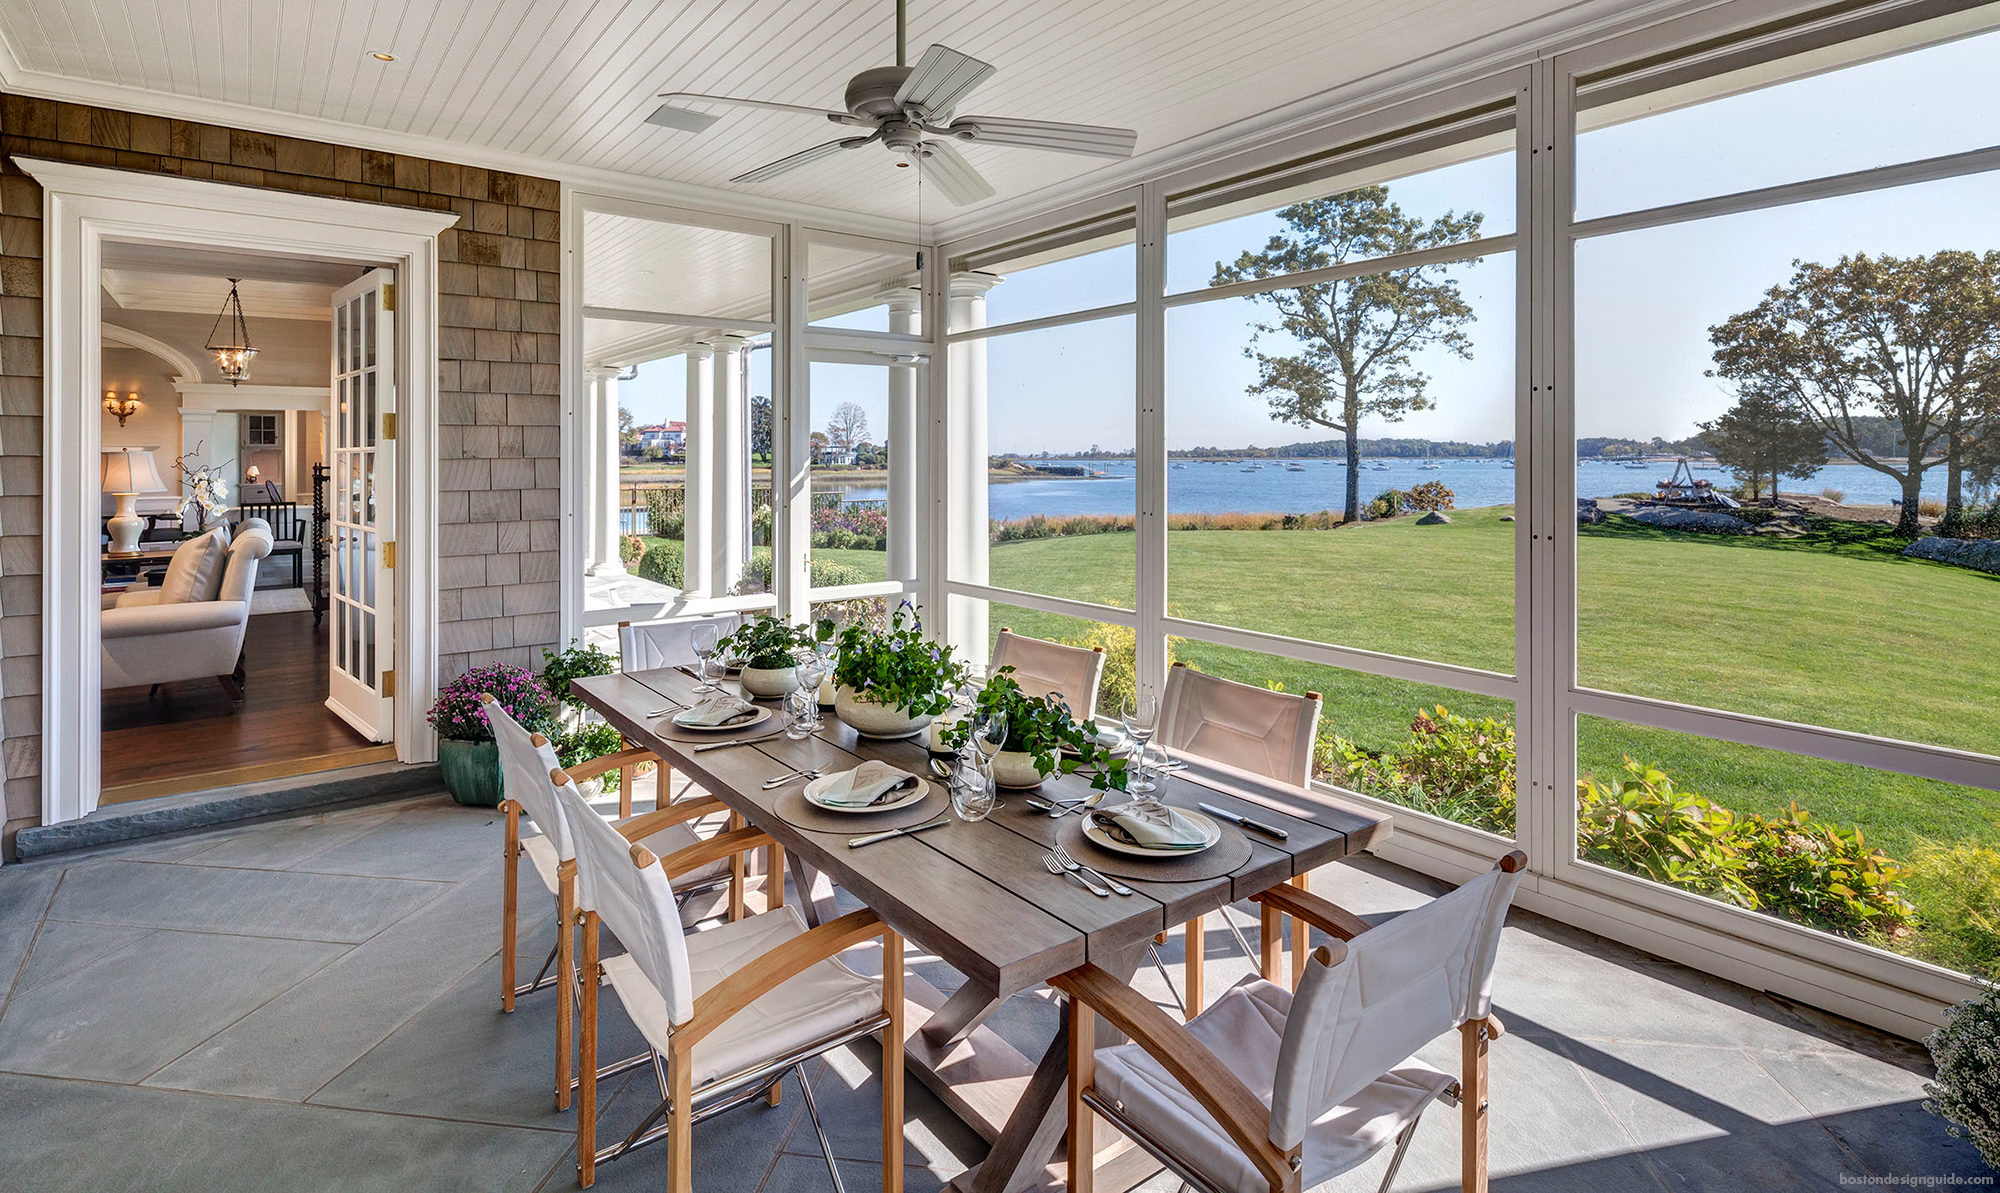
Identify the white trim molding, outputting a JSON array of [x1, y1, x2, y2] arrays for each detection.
[[22, 156, 457, 826], [99, 323, 201, 384], [173, 383, 331, 412]]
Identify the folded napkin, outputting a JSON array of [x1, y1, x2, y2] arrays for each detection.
[[673, 694, 758, 727], [815, 760, 920, 807], [1092, 801, 1209, 851]]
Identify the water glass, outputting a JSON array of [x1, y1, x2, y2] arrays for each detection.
[[784, 686, 815, 740], [794, 657, 827, 731], [950, 756, 998, 822], [690, 624, 720, 693]]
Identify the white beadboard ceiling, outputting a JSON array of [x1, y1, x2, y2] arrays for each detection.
[[0, 0, 1599, 228]]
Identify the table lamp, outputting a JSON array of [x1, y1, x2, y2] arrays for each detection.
[[102, 447, 167, 555]]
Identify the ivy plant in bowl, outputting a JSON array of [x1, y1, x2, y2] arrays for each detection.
[[718, 615, 821, 698], [831, 604, 968, 739], [943, 666, 1129, 791]]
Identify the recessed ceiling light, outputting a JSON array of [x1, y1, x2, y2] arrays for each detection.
[[368, 50, 397, 62]]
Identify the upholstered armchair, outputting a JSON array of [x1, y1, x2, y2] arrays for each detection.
[[100, 521, 274, 704]]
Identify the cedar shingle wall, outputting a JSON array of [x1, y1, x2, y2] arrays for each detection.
[[0, 96, 564, 854]]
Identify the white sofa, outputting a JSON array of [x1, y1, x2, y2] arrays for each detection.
[[101, 521, 274, 704]]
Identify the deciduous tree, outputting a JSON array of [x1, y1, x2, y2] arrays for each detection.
[[826, 401, 870, 451], [1697, 391, 1828, 504], [1211, 187, 1484, 523]]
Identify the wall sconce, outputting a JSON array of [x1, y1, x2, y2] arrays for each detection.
[[104, 390, 140, 427]]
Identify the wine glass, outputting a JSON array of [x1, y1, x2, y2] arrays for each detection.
[[794, 655, 827, 732], [689, 624, 720, 694], [973, 712, 1009, 762], [1123, 692, 1161, 793]]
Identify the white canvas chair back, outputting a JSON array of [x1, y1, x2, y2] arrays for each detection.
[[485, 695, 570, 859], [1267, 864, 1524, 1149], [619, 614, 745, 672], [556, 774, 698, 1025], [991, 628, 1107, 720], [1157, 664, 1321, 787]]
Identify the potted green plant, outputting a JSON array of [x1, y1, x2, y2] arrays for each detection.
[[556, 722, 639, 797], [541, 638, 616, 732], [718, 615, 819, 698], [943, 667, 1129, 790], [831, 604, 967, 739], [429, 664, 559, 806], [1927, 983, 2000, 1169]]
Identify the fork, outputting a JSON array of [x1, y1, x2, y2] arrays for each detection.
[[1053, 842, 1134, 896], [761, 768, 821, 790], [1043, 852, 1109, 897]]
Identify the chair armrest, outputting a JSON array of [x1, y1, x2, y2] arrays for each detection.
[[565, 746, 655, 783], [612, 795, 728, 842], [1249, 884, 1373, 942], [100, 601, 246, 639], [643, 825, 774, 882], [676, 909, 888, 1050], [1051, 963, 1299, 1193]]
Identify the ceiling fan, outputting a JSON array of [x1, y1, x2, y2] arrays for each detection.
[[648, 0, 1138, 205]]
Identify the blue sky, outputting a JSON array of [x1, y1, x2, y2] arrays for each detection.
[[621, 25, 2000, 456]]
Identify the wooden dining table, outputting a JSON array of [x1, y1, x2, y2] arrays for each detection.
[[571, 666, 1392, 1193]]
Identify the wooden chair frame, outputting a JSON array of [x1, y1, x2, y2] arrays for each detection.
[[1066, 851, 1527, 1193], [569, 787, 905, 1193]]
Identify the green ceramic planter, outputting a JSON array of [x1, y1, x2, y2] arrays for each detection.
[[439, 738, 502, 806]]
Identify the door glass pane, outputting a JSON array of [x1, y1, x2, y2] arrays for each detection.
[[1577, 715, 1998, 975], [364, 291, 375, 367], [808, 360, 896, 588]]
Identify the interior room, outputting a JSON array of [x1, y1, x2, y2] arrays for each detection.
[[0, 1, 1997, 1191], [95, 245, 392, 801]]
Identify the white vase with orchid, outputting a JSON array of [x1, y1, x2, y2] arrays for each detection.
[[174, 447, 230, 532]]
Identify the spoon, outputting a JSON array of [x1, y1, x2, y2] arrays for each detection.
[[928, 758, 962, 789]]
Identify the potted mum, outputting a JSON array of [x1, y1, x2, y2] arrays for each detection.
[[943, 667, 1129, 791], [717, 615, 820, 698], [1926, 983, 2000, 1169], [428, 663, 559, 806], [831, 604, 967, 739]]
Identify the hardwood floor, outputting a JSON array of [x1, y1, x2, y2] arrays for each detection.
[[100, 608, 389, 804]]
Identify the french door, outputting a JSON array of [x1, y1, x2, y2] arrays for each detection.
[[325, 269, 396, 740]]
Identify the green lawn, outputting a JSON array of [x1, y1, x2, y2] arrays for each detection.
[[981, 511, 2000, 863]]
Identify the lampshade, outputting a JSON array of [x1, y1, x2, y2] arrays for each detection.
[[101, 448, 167, 495]]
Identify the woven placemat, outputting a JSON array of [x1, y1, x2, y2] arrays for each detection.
[[1053, 811, 1252, 882], [647, 706, 778, 744], [772, 781, 947, 833]]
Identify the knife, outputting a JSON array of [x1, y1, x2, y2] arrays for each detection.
[[692, 731, 788, 752], [1198, 801, 1289, 840], [849, 816, 950, 849]]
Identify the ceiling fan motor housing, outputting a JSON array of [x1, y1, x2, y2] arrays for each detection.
[[844, 66, 914, 120]]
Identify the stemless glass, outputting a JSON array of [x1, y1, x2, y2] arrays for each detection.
[[950, 755, 998, 822], [784, 686, 815, 740], [689, 624, 721, 694]]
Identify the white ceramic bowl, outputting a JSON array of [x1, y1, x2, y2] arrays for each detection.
[[835, 685, 934, 739], [738, 664, 800, 699]]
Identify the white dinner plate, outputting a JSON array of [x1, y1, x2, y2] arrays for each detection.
[[1082, 805, 1223, 857], [669, 706, 771, 733], [802, 771, 932, 814]]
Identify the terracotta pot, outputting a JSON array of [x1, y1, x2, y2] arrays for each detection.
[[835, 685, 934, 740], [739, 664, 800, 699], [991, 750, 1050, 790]]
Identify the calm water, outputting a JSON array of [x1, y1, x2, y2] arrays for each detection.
[[822, 457, 1949, 520]]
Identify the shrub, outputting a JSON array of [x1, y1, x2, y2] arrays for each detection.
[[619, 533, 645, 565], [1405, 480, 1456, 512], [1920, 498, 1947, 519], [1321, 706, 1516, 835], [1735, 805, 1912, 935], [1819, 487, 1847, 504], [555, 722, 645, 792], [1367, 489, 1407, 519], [1926, 984, 2000, 1169], [1577, 760, 1756, 908], [731, 550, 870, 594], [1051, 623, 1183, 716], [1901, 842, 2000, 976], [539, 639, 615, 710], [428, 664, 556, 742], [636, 540, 686, 588]]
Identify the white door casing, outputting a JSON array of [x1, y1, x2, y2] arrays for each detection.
[[23, 157, 455, 825], [325, 269, 396, 741]]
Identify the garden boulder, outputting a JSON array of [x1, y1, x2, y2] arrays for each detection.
[[1626, 506, 1753, 534], [1415, 511, 1453, 525], [1904, 536, 2000, 576]]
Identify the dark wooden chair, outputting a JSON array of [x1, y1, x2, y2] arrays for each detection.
[[237, 501, 306, 588]]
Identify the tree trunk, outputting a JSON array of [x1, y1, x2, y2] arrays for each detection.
[[1896, 471, 1924, 537], [1344, 427, 1362, 523], [1941, 420, 1965, 538]]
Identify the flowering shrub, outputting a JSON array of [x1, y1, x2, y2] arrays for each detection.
[[1320, 705, 1516, 835], [1405, 480, 1456, 511], [811, 505, 888, 549], [429, 664, 557, 742], [619, 533, 645, 565], [1926, 984, 2000, 1169]]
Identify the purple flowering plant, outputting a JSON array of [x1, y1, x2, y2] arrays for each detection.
[[428, 663, 560, 742]]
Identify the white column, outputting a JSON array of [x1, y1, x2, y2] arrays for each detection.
[[710, 335, 750, 597], [683, 345, 715, 597], [592, 371, 626, 575], [882, 284, 921, 584], [944, 272, 999, 661], [581, 370, 603, 573]]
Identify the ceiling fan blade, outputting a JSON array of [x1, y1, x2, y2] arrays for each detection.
[[949, 115, 1138, 158], [653, 91, 866, 130], [732, 134, 877, 185], [916, 140, 996, 206], [893, 44, 996, 119]]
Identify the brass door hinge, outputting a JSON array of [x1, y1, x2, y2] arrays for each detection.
[[381, 282, 396, 312], [382, 669, 396, 698], [381, 412, 396, 440], [382, 540, 396, 569]]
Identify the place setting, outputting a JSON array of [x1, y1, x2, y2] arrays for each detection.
[[770, 757, 950, 838], [1050, 777, 1253, 882]]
